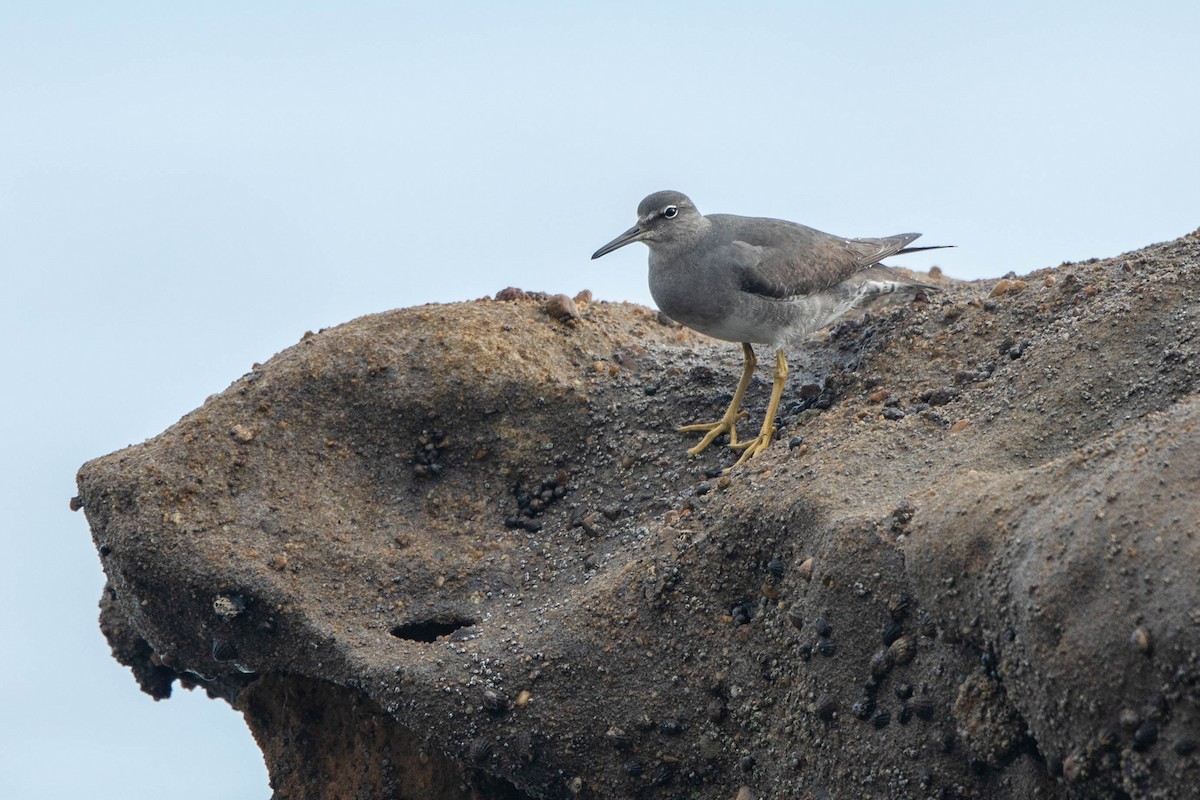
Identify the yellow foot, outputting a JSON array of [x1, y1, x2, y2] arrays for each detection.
[[723, 348, 788, 471], [679, 411, 749, 456], [727, 426, 776, 468]]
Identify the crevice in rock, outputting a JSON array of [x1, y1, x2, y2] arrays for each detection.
[[391, 617, 476, 643]]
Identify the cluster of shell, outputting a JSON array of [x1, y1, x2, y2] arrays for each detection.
[[411, 429, 447, 477], [505, 470, 570, 532], [799, 596, 938, 730]]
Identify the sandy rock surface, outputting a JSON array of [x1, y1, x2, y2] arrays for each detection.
[[78, 231, 1200, 799]]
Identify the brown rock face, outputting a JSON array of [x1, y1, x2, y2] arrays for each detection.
[[78, 233, 1200, 799]]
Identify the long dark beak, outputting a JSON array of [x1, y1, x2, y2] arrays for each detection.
[[591, 225, 644, 259]]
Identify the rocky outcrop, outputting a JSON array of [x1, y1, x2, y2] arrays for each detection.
[[77, 234, 1200, 799]]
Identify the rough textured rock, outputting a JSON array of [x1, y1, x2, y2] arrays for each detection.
[[77, 231, 1200, 799]]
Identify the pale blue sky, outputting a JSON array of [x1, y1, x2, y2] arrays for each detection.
[[3, 2, 1198, 797]]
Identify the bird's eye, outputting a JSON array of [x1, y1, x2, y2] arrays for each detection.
[[662, 205, 678, 219]]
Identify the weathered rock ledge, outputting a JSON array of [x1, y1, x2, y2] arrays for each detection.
[[78, 232, 1200, 799]]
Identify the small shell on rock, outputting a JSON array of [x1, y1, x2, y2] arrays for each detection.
[[606, 726, 631, 750], [787, 606, 804, 631], [872, 710, 891, 729], [1132, 722, 1158, 752], [887, 635, 917, 666], [814, 617, 832, 638], [881, 620, 903, 646], [623, 760, 643, 777], [815, 694, 837, 721], [1173, 737, 1197, 756], [798, 642, 812, 661], [851, 696, 876, 720], [210, 639, 238, 662], [894, 682, 914, 700], [870, 650, 892, 678], [649, 762, 675, 786], [1096, 727, 1119, 750], [767, 556, 785, 579], [897, 705, 913, 725], [1118, 708, 1140, 729], [816, 639, 837, 657], [909, 696, 935, 720], [482, 689, 507, 713], [515, 732, 536, 764], [886, 594, 910, 621], [468, 737, 493, 763]]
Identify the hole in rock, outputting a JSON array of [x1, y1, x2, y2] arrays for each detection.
[[390, 617, 476, 643]]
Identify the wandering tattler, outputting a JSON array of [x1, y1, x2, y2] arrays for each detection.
[[592, 190, 948, 468]]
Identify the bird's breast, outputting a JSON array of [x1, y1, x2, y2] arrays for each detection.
[[647, 249, 744, 340]]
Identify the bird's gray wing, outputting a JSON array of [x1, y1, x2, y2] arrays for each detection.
[[723, 216, 924, 299]]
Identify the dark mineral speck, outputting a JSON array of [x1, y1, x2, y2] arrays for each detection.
[[659, 719, 685, 736], [1132, 721, 1158, 751]]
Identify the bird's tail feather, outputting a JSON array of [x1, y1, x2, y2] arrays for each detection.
[[896, 244, 955, 255]]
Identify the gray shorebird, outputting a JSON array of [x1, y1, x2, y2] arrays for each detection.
[[592, 190, 947, 468]]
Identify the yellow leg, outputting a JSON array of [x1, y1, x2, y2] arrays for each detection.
[[729, 348, 788, 467], [679, 342, 756, 456]]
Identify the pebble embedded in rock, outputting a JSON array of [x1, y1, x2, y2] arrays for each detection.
[[494, 287, 527, 301], [797, 557, 814, 581], [212, 593, 247, 621], [545, 294, 581, 323], [1130, 625, 1152, 655]]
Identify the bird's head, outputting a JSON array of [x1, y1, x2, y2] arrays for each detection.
[[591, 190, 703, 259]]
